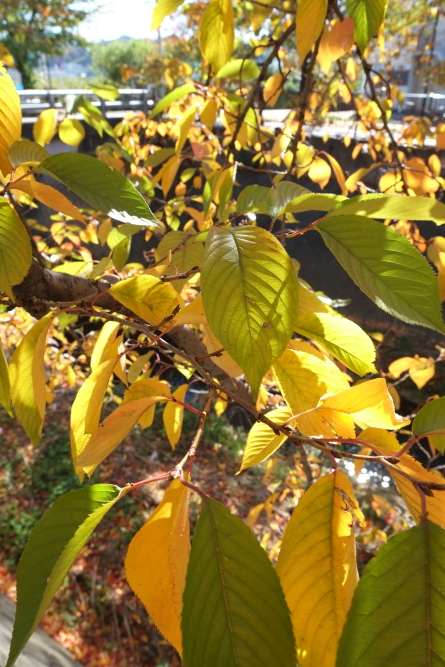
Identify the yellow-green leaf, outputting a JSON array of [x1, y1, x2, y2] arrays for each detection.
[[0, 336, 12, 416], [0, 197, 32, 298], [90, 321, 120, 371], [346, 0, 388, 53], [163, 384, 188, 449], [151, 0, 185, 30], [9, 314, 52, 446], [239, 406, 292, 472], [294, 312, 376, 376], [33, 108, 58, 147], [277, 471, 362, 667], [176, 104, 197, 155], [8, 140, 50, 167], [109, 275, 180, 326], [199, 0, 234, 73], [201, 226, 298, 397], [0, 64, 21, 175], [58, 118, 86, 147], [296, 0, 327, 60], [272, 348, 349, 437], [125, 479, 190, 655]]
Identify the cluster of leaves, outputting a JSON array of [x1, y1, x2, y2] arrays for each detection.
[[3, 0, 445, 665]]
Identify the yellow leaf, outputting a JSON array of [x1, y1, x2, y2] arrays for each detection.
[[163, 383, 188, 449], [105, 334, 127, 386], [245, 503, 265, 528], [276, 470, 361, 667], [239, 406, 292, 472], [109, 275, 180, 326], [200, 98, 218, 130], [319, 378, 410, 430], [319, 151, 347, 195], [428, 154, 441, 177], [308, 155, 331, 189], [202, 322, 243, 377], [77, 397, 166, 475], [12, 178, 86, 223], [250, 0, 274, 30], [171, 294, 206, 326], [0, 199, 32, 298], [0, 336, 12, 416], [296, 0, 327, 61], [9, 314, 52, 446], [91, 321, 121, 371], [272, 348, 349, 438], [389, 355, 435, 389], [214, 392, 228, 416], [125, 479, 190, 655], [33, 108, 58, 146], [123, 377, 171, 429], [199, 0, 234, 73], [263, 73, 285, 108], [70, 359, 116, 479], [58, 117, 86, 147], [127, 350, 154, 384], [360, 427, 445, 527], [0, 64, 21, 175], [159, 155, 181, 197], [176, 105, 197, 155]]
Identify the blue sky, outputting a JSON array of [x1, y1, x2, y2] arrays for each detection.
[[80, 0, 159, 41]]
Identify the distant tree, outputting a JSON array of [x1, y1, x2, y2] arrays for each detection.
[[90, 38, 155, 87], [0, 0, 96, 88]]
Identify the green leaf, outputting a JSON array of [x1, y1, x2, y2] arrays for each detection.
[[144, 147, 176, 168], [73, 95, 115, 138], [201, 226, 299, 397], [412, 396, 445, 454], [36, 153, 161, 228], [266, 181, 310, 218], [155, 230, 204, 291], [8, 140, 50, 167], [182, 496, 296, 667], [216, 58, 261, 80], [6, 485, 122, 667], [294, 312, 377, 376], [107, 223, 142, 249], [346, 0, 388, 53], [317, 215, 445, 333], [337, 521, 445, 667], [0, 196, 32, 298], [112, 237, 131, 271], [328, 193, 445, 225], [151, 0, 185, 30], [283, 192, 346, 216], [236, 184, 270, 215], [148, 84, 197, 119], [90, 83, 120, 101]]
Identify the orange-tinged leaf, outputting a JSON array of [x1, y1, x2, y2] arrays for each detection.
[[360, 427, 445, 527], [125, 479, 190, 655], [276, 470, 362, 667], [9, 314, 52, 446], [70, 359, 116, 480], [109, 275, 180, 327], [91, 322, 121, 371], [76, 397, 166, 475], [239, 406, 292, 472], [308, 155, 331, 189], [176, 105, 197, 155], [163, 383, 188, 449], [199, 0, 234, 73], [0, 64, 21, 175], [272, 348, 349, 438], [319, 378, 410, 430], [33, 109, 58, 147], [12, 179, 86, 223], [296, 0, 328, 61], [428, 154, 441, 177]]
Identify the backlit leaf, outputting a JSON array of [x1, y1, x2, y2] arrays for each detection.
[[109, 275, 180, 326], [182, 496, 296, 666], [37, 153, 161, 228], [0, 197, 32, 298], [346, 0, 388, 53], [125, 479, 190, 654], [328, 192, 445, 225], [149, 83, 197, 119], [8, 140, 49, 167], [296, 0, 327, 60], [308, 155, 331, 189], [412, 396, 445, 454], [90, 83, 120, 101], [155, 230, 204, 292], [216, 58, 260, 80], [277, 471, 361, 667], [151, 0, 185, 30], [317, 215, 445, 332], [199, 0, 234, 73], [12, 178, 86, 223], [6, 485, 122, 667], [201, 226, 298, 397], [123, 377, 171, 429], [0, 64, 21, 175], [239, 406, 292, 472], [32, 108, 58, 147], [263, 73, 285, 108], [176, 104, 197, 154], [58, 118, 86, 147], [294, 312, 376, 376], [266, 181, 310, 218], [90, 321, 120, 371], [337, 520, 445, 666], [235, 184, 270, 215], [9, 314, 52, 446], [272, 348, 349, 437], [163, 384, 188, 449]]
